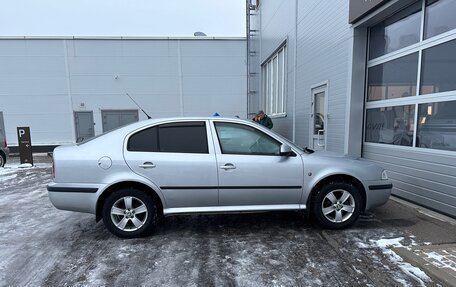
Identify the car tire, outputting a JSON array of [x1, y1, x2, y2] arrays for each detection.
[[102, 188, 158, 238], [0, 153, 5, 167], [312, 181, 361, 229]]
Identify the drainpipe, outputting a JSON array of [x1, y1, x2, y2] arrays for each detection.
[[292, 0, 298, 142], [246, 0, 250, 119]]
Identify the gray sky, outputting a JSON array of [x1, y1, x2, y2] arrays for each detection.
[[0, 0, 246, 37]]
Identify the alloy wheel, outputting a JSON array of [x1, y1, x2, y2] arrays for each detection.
[[110, 196, 148, 232], [321, 189, 355, 223]]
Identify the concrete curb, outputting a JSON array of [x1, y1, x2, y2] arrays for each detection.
[[391, 196, 456, 225]]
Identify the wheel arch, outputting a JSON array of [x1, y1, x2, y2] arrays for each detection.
[[306, 174, 367, 212], [96, 181, 164, 222]]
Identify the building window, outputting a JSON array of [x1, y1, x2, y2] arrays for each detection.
[[365, 105, 415, 146], [420, 39, 456, 95], [424, 0, 456, 39], [367, 53, 418, 101], [368, 1, 421, 60], [365, 0, 456, 153], [261, 44, 286, 116], [417, 100, 456, 151]]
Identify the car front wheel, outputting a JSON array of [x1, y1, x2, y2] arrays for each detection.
[[102, 188, 158, 238], [312, 181, 361, 229]]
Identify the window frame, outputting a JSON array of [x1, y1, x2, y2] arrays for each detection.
[[261, 42, 287, 118], [364, 0, 456, 154], [126, 120, 210, 154]]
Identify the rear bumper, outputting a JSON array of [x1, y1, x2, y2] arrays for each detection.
[[47, 182, 104, 214], [364, 180, 393, 211]]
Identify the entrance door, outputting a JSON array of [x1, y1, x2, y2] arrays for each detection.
[[74, 111, 95, 142], [310, 84, 327, 150], [102, 110, 139, 132]]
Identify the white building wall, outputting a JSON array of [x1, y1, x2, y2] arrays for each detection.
[[0, 38, 247, 146], [294, 1, 351, 153], [249, 0, 351, 152]]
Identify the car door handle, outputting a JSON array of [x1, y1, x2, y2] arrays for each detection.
[[220, 164, 236, 170], [139, 162, 156, 169]]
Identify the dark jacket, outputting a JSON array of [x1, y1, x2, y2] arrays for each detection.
[[257, 115, 273, 129]]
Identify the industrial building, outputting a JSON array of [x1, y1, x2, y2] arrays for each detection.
[[0, 37, 246, 149], [0, 0, 455, 217], [247, 0, 456, 217]]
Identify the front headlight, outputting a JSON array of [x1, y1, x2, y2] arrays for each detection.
[[381, 170, 388, 180]]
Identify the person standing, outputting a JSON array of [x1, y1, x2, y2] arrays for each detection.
[[253, 110, 273, 129]]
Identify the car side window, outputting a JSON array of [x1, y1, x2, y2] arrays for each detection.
[[214, 122, 281, 155], [158, 122, 208, 153], [128, 126, 159, 152], [127, 121, 209, 154]]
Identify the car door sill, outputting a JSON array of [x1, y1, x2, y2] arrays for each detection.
[[163, 204, 306, 215]]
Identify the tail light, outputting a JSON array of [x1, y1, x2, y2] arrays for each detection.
[[2, 138, 5, 148]]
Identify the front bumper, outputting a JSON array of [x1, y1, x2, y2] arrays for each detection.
[[47, 182, 104, 214], [364, 180, 393, 211]]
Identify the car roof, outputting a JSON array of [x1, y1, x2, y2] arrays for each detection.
[[109, 116, 251, 135], [132, 116, 250, 126]]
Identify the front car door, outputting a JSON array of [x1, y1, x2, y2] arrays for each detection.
[[124, 120, 219, 208], [210, 120, 304, 207]]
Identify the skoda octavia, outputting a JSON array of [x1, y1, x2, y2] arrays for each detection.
[[47, 117, 392, 238]]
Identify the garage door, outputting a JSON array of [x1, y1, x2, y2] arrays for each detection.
[[102, 110, 139, 132]]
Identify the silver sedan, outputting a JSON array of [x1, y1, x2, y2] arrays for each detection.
[[47, 117, 392, 238]]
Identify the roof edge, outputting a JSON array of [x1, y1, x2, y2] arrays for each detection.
[[0, 36, 246, 40]]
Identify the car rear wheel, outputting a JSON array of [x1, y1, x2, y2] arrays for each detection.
[[0, 153, 5, 167], [312, 181, 361, 229], [102, 188, 158, 238]]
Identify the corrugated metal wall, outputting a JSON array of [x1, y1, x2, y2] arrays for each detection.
[[0, 38, 247, 146], [249, 0, 351, 152], [363, 145, 456, 216]]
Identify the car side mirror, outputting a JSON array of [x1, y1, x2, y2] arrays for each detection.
[[280, 144, 293, 156]]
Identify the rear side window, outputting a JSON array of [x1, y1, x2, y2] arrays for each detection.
[[127, 126, 158, 152], [127, 121, 208, 154]]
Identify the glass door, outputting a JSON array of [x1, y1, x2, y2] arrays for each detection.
[[311, 85, 327, 150]]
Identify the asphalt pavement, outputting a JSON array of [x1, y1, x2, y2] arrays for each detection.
[[0, 155, 455, 286]]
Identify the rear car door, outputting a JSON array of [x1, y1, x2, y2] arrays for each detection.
[[211, 120, 304, 206], [124, 120, 219, 208]]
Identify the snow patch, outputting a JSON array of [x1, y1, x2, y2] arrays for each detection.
[[18, 163, 33, 168], [370, 237, 431, 287], [0, 173, 17, 182], [423, 251, 456, 272]]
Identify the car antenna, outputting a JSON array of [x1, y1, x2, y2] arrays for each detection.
[[126, 92, 151, 119]]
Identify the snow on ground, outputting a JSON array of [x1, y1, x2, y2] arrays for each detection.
[[422, 250, 456, 272], [370, 237, 431, 287], [0, 157, 439, 286]]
